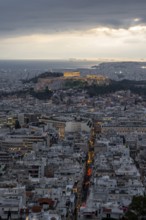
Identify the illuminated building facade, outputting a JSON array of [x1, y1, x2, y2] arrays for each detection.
[[63, 71, 80, 77]]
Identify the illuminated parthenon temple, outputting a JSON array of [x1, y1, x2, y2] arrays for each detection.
[[63, 71, 80, 77], [35, 71, 109, 91]]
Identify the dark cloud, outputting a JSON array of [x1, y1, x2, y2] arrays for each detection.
[[0, 0, 146, 37]]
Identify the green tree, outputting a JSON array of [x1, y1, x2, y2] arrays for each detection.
[[15, 120, 21, 129], [125, 196, 146, 219]]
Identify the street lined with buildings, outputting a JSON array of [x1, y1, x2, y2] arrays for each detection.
[[1, 69, 146, 219]]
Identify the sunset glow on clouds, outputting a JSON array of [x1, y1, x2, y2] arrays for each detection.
[[0, 0, 146, 60]]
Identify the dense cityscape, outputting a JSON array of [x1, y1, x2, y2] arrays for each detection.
[[1, 0, 146, 219], [0, 61, 146, 219]]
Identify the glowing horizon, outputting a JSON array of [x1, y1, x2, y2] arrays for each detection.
[[0, 25, 146, 60]]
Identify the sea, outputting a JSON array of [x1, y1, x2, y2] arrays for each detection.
[[0, 59, 99, 80], [0, 59, 98, 71]]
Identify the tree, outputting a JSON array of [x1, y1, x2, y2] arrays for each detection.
[[15, 120, 21, 129], [125, 196, 146, 220]]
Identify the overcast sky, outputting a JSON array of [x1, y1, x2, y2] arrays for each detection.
[[0, 0, 146, 60]]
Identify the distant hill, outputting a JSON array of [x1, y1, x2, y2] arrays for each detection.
[[90, 61, 146, 81], [22, 71, 63, 84]]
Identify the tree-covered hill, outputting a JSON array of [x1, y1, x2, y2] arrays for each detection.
[[22, 71, 63, 84]]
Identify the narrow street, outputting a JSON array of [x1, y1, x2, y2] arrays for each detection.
[[75, 122, 101, 220]]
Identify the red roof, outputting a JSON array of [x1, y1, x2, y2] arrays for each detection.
[[26, 191, 34, 197], [38, 198, 55, 207], [103, 207, 112, 213], [31, 206, 42, 213]]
